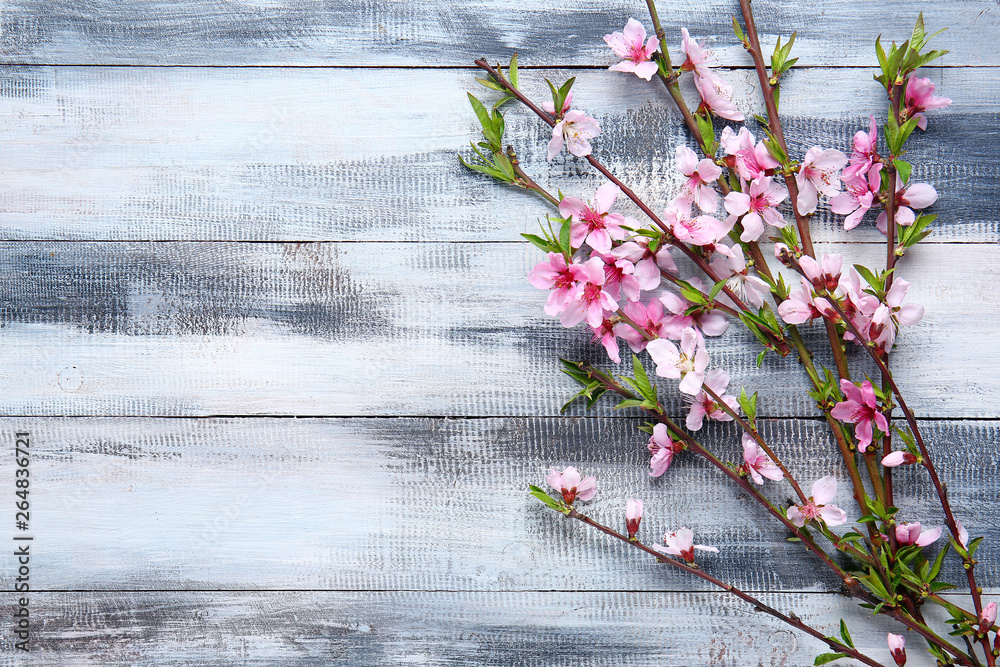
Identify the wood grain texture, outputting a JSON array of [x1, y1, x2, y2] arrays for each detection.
[[0, 0, 993, 67], [0, 67, 995, 242], [0, 417, 996, 593], [3, 590, 979, 666], [0, 240, 994, 418]]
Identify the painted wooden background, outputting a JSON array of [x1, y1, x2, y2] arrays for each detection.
[[0, 0, 997, 664]]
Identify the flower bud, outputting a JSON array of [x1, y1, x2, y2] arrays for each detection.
[[774, 243, 793, 266], [887, 633, 906, 666], [625, 498, 643, 539], [882, 451, 917, 467], [980, 602, 997, 635]]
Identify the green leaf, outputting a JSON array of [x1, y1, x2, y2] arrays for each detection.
[[756, 349, 767, 367], [839, 620, 855, 649], [528, 485, 565, 512], [732, 16, 745, 41], [894, 159, 912, 184], [852, 264, 882, 292], [614, 398, 646, 410], [928, 541, 950, 581], [875, 36, 889, 84], [559, 217, 572, 253], [738, 387, 758, 424], [814, 653, 849, 665], [895, 117, 921, 153], [631, 355, 656, 403], [476, 77, 504, 91], [468, 93, 494, 132], [910, 13, 926, 52], [708, 279, 728, 302], [968, 536, 984, 558], [509, 53, 519, 88], [521, 233, 553, 253]]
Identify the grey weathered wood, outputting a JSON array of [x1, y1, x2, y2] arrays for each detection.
[[0, 241, 994, 418], [1, 417, 996, 593], [3, 590, 975, 666], [0, 67, 994, 242], [0, 0, 991, 67]]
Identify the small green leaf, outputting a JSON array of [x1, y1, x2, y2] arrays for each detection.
[[614, 398, 646, 410], [708, 279, 727, 301], [509, 52, 519, 88], [631, 355, 656, 403], [521, 233, 553, 253], [839, 620, 855, 647], [910, 13, 926, 52], [732, 16, 745, 41], [468, 93, 494, 132], [528, 485, 565, 512], [559, 217, 572, 254], [852, 264, 882, 292], [814, 652, 849, 665], [894, 159, 912, 184], [756, 349, 767, 367], [875, 36, 889, 83], [928, 541, 950, 581]]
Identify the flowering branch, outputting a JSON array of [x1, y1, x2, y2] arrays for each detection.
[[561, 507, 886, 667]]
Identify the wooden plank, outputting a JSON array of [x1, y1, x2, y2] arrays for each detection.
[[4, 590, 986, 665], [0, 241, 994, 418], [0, 417, 996, 592], [0, 67, 995, 242], [0, 0, 993, 67]]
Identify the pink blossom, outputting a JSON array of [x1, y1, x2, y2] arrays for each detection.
[[616, 299, 672, 353], [882, 451, 917, 467], [528, 252, 588, 317], [611, 236, 677, 290], [646, 327, 708, 395], [659, 286, 729, 338], [888, 633, 906, 667], [895, 522, 942, 547], [675, 145, 723, 212], [625, 498, 643, 538], [777, 278, 825, 325], [905, 75, 951, 130], [548, 109, 601, 161], [693, 71, 744, 121], [560, 257, 619, 328], [724, 176, 788, 242], [594, 252, 642, 303], [843, 116, 879, 180], [799, 253, 842, 292], [836, 268, 881, 344], [605, 19, 660, 81], [796, 146, 848, 215], [680, 28, 716, 78], [665, 203, 729, 247], [786, 475, 847, 527], [590, 318, 621, 363], [720, 126, 779, 182], [864, 279, 923, 355], [559, 182, 627, 253], [980, 603, 997, 634], [742, 433, 784, 485], [546, 466, 596, 504], [711, 244, 770, 309], [831, 380, 889, 453], [876, 175, 938, 234], [830, 164, 882, 231], [652, 526, 719, 562], [685, 368, 738, 430], [648, 423, 684, 477]]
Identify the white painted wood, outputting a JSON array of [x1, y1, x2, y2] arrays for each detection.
[[0, 67, 993, 242], [2, 590, 974, 666], [0, 241, 994, 418], [0, 417, 996, 593], [0, 0, 990, 67]]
